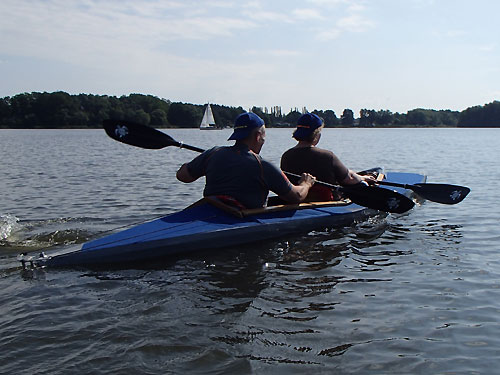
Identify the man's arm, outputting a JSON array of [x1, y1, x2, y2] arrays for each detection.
[[340, 170, 375, 185], [280, 173, 315, 203], [176, 163, 198, 183]]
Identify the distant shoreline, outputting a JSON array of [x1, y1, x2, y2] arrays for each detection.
[[2, 92, 499, 128]]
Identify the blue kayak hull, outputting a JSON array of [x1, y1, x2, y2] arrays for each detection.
[[22, 171, 426, 267]]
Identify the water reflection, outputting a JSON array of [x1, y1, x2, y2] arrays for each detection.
[[191, 247, 270, 315], [209, 214, 472, 369], [420, 219, 465, 242]]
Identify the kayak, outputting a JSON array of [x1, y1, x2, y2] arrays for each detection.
[[19, 170, 426, 268]]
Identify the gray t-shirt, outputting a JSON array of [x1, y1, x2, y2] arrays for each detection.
[[186, 143, 292, 208]]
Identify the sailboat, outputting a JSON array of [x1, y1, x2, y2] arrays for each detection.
[[200, 103, 217, 130]]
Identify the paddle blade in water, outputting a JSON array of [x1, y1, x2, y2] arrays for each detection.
[[412, 183, 470, 204], [103, 119, 177, 149], [342, 185, 415, 214]]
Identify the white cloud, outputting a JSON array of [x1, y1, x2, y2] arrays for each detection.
[[241, 9, 291, 23], [244, 49, 300, 57], [240, 0, 293, 23], [292, 8, 324, 20], [313, 1, 374, 41], [346, 3, 367, 12], [337, 13, 374, 33], [0, 0, 258, 68]]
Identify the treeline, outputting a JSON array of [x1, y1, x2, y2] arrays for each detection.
[[359, 102, 500, 127], [0, 91, 499, 128], [0, 91, 352, 129], [358, 108, 460, 127], [457, 101, 500, 127]]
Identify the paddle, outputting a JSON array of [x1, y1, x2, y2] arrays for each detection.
[[103, 119, 204, 152], [376, 180, 469, 204], [283, 172, 414, 214], [102, 119, 414, 214]]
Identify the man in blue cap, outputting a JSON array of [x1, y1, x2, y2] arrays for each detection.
[[176, 112, 316, 209], [281, 113, 374, 202]]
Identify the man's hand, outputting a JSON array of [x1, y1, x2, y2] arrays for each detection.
[[299, 172, 316, 187]]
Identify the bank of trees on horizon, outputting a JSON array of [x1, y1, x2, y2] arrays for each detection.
[[0, 91, 499, 129]]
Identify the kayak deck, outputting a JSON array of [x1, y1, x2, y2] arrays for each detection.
[[19, 170, 426, 268]]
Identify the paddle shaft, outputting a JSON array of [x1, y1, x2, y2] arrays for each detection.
[[177, 142, 205, 153], [377, 180, 412, 189], [284, 171, 358, 192]]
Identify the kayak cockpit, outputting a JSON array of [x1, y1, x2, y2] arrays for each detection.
[[194, 196, 352, 219]]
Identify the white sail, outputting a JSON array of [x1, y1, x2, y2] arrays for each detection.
[[200, 103, 217, 129]]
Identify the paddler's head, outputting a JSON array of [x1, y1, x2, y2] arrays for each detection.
[[293, 113, 324, 145], [228, 112, 266, 154]]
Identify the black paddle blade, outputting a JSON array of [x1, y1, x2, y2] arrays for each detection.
[[283, 171, 414, 214], [411, 183, 470, 204], [342, 185, 415, 214], [103, 119, 177, 149]]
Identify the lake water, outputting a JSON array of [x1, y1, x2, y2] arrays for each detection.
[[1, 127, 499, 374]]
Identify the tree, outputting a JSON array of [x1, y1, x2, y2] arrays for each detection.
[[0, 97, 12, 124], [251, 106, 273, 126], [406, 109, 429, 126], [211, 104, 244, 128], [393, 112, 407, 126], [373, 110, 394, 126], [439, 110, 459, 126], [312, 109, 339, 127], [167, 102, 202, 127], [359, 109, 377, 127], [458, 101, 500, 127], [150, 109, 169, 126], [284, 110, 302, 125], [340, 109, 354, 126]]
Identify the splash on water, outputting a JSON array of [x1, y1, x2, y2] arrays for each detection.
[[0, 215, 98, 253], [0, 214, 20, 241]]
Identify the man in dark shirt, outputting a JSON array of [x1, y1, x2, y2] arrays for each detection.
[[176, 112, 315, 209], [281, 113, 374, 201]]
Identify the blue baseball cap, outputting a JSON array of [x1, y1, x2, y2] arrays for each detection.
[[292, 113, 324, 140], [228, 112, 265, 141]]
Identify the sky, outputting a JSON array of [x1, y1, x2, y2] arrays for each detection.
[[1, 0, 499, 116]]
